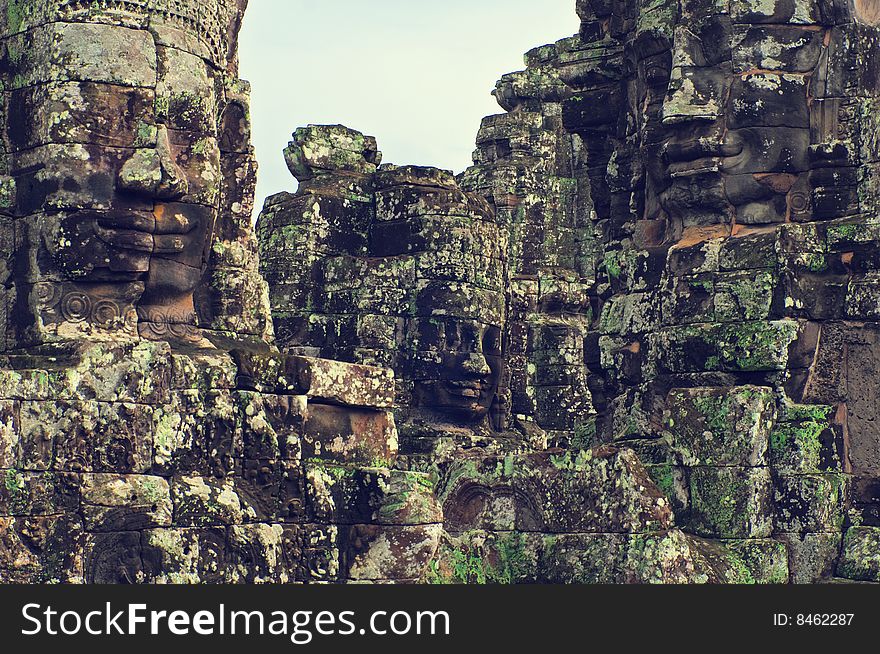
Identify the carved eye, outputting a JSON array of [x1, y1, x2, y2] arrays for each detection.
[[645, 63, 670, 85], [641, 49, 672, 84]]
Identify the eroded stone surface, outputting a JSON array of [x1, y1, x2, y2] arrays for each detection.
[[256, 0, 880, 584], [0, 0, 436, 586], [3, 0, 880, 584]]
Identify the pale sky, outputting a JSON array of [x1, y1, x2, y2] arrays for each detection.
[[238, 0, 578, 214]]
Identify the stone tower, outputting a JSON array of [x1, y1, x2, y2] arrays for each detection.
[[0, 0, 438, 584]]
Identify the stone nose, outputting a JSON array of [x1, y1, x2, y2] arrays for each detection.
[[117, 125, 189, 200], [661, 65, 725, 127], [461, 352, 491, 377]]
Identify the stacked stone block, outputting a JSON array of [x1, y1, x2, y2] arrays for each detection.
[[0, 2, 446, 585], [4, 0, 880, 584], [258, 125, 509, 439], [0, 341, 444, 583], [428, 446, 778, 584], [460, 39, 597, 445], [441, 0, 880, 581]]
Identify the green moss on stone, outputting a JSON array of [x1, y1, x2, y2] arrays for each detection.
[[6, 0, 23, 35]]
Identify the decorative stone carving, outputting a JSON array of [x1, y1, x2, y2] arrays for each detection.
[[257, 0, 880, 583], [1, 0, 270, 347], [4, 0, 880, 584], [476, 0, 878, 582], [0, 0, 442, 585], [258, 126, 509, 434]]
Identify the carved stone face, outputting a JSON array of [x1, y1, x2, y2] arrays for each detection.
[[6, 20, 225, 343], [408, 212, 506, 423], [631, 0, 821, 228], [365, 164, 508, 425], [413, 312, 504, 422]]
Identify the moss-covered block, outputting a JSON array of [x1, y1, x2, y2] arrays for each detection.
[[689, 467, 774, 538], [143, 527, 230, 584], [285, 125, 380, 180], [427, 530, 540, 584], [837, 527, 880, 582], [294, 356, 396, 409], [536, 533, 625, 584], [519, 529, 764, 584], [774, 473, 849, 534], [770, 404, 842, 474], [301, 404, 397, 467], [170, 351, 238, 392], [152, 390, 240, 477], [609, 385, 655, 441], [667, 386, 774, 466], [656, 320, 799, 373], [226, 523, 288, 584], [645, 463, 690, 520], [342, 523, 442, 582], [282, 523, 340, 583], [725, 539, 790, 584], [0, 400, 20, 468], [24, 400, 156, 474], [170, 476, 244, 527], [844, 274, 880, 319], [622, 531, 752, 584], [237, 391, 306, 461], [45, 341, 172, 405], [0, 515, 83, 583], [719, 230, 777, 271], [82, 473, 172, 528], [778, 532, 842, 584], [1, 468, 79, 516], [0, 516, 34, 578], [0, 369, 49, 401], [714, 270, 777, 322], [514, 448, 674, 534], [661, 274, 715, 325], [306, 463, 441, 526]]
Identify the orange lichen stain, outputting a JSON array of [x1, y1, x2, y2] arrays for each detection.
[[842, 252, 854, 266], [833, 402, 847, 426], [672, 224, 731, 249], [153, 203, 166, 223], [623, 341, 641, 354], [832, 401, 853, 473], [754, 172, 797, 194]]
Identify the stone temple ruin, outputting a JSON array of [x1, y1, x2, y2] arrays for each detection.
[[1, 0, 880, 583]]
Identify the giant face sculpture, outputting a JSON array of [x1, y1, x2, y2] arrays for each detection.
[[411, 294, 505, 423], [258, 129, 509, 427], [1, 0, 248, 345], [566, 0, 880, 572], [373, 165, 508, 426], [626, 0, 814, 228], [624, 0, 878, 230]]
